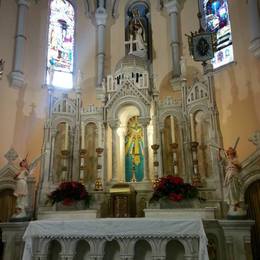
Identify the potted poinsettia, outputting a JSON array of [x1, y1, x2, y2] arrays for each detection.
[[47, 181, 91, 210], [150, 175, 199, 208]]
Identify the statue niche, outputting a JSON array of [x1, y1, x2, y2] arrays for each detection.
[[125, 2, 152, 59], [162, 115, 181, 176], [84, 123, 98, 185], [53, 122, 71, 183], [125, 116, 144, 182], [194, 110, 212, 179]]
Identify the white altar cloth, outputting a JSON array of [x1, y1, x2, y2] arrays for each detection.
[[23, 218, 209, 260]]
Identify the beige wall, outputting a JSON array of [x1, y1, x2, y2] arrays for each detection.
[[181, 0, 260, 160], [0, 0, 259, 174]]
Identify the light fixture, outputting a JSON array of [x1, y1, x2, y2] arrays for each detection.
[[185, 0, 217, 65]]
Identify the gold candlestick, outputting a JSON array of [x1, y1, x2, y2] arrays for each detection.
[[95, 147, 104, 191]]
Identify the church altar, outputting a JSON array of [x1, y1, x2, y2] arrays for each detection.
[[22, 218, 209, 260]]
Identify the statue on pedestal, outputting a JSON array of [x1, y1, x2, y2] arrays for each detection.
[[218, 146, 245, 217], [12, 153, 45, 220]]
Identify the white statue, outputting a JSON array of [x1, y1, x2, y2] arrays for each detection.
[[128, 8, 147, 57], [12, 153, 45, 219], [218, 147, 243, 214], [134, 23, 147, 52]]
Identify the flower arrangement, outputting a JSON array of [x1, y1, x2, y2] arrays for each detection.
[[48, 181, 90, 206], [150, 175, 198, 202]]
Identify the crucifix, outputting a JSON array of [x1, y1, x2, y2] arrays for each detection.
[[125, 35, 137, 55]]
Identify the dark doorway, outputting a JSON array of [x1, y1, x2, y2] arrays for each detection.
[[245, 180, 260, 260]]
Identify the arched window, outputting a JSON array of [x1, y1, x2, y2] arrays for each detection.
[[202, 0, 234, 69], [46, 0, 75, 89]]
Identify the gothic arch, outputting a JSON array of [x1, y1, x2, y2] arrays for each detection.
[[110, 96, 149, 121], [160, 238, 190, 257], [52, 117, 74, 130], [188, 104, 209, 116], [159, 110, 183, 127]]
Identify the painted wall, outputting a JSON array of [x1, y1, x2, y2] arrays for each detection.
[[181, 0, 260, 160], [0, 0, 259, 176]]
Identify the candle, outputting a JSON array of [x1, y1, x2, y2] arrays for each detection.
[[81, 122, 85, 149], [190, 113, 196, 142], [64, 123, 69, 150], [170, 116, 176, 143]]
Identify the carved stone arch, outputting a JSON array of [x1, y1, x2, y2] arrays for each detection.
[[188, 104, 208, 116], [160, 238, 188, 256], [52, 117, 74, 130], [84, 119, 98, 126], [43, 239, 64, 255], [132, 238, 153, 258], [102, 239, 121, 259], [241, 169, 260, 195], [72, 239, 91, 258], [110, 96, 149, 121], [159, 110, 182, 127], [125, 0, 151, 11]]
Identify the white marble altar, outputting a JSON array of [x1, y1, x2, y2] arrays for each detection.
[[22, 218, 209, 260]]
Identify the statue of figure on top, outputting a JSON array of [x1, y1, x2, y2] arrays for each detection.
[[11, 153, 45, 220], [218, 146, 246, 217], [127, 8, 147, 58]]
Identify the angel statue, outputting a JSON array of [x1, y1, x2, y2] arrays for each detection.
[[217, 138, 244, 215], [12, 153, 45, 219]]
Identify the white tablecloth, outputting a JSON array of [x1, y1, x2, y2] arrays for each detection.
[[23, 218, 208, 260]]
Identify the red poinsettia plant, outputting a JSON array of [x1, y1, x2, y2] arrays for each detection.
[[48, 181, 90, 206], [150, 175, 198, 202]]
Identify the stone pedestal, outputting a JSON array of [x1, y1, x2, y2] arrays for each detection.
[[0, 222, 29, 260], [219, 220, 255, 260]]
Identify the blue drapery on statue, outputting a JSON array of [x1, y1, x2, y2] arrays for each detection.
[[125, 116, 144, 182]]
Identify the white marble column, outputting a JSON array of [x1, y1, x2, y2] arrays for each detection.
[[248, 0, 260, 58], [165, 0, 184, 78], [9, 0, 30, 87], [118, 127, 127, 181], [95, 5, 108, 88], [140, 118, 150, 181], [110, 121, 119, 182]]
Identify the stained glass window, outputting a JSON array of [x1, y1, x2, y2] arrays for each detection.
[[47, 0, 75, 89], [203, 0, 234, 69]]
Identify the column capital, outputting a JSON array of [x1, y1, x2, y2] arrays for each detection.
[[17, 0, 30, 7], [108, 120, 120, 129], [95, 7, 108, 26], [139, 117, 150, 127], [164, 0, 184, 15]]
